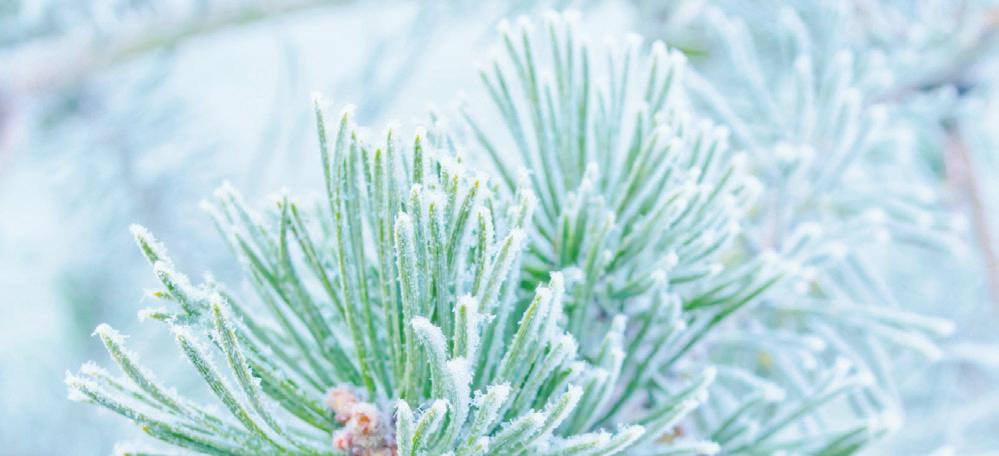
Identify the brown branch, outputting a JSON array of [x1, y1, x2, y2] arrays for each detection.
[[944, 124, 999, 306]]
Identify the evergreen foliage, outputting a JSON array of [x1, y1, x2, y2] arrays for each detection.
[[67, 11, 954, 455]]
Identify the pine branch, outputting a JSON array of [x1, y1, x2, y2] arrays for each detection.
[[63, 9, 955, 455]]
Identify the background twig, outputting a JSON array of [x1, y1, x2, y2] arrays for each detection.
[[944, 123, 999, 306]]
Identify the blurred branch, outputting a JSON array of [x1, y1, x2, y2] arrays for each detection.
[[0, 0, 350, 175], [0, 0, 346, 98], [870, 7, 999, 306], [876, 8, 999, 103], [944, 123, 999, 307]]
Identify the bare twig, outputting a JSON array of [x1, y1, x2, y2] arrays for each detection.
[[944, 124, 999, 306]]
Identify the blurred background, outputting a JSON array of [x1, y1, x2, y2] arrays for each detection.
[[1, 0, 997, 453]]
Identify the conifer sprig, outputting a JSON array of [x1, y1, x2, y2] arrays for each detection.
[[67, 10, 950, 456]]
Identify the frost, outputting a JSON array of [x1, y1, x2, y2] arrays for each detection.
[[61, 8, 966, 456], [92, 323, 125, 344], [64, 373, 90, 402]]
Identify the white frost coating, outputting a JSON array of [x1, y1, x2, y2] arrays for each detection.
[[136, 307, 168, 322], [170, 324, 200, 348], [395, 399, 412, 417], [565, 384, 583, 403], [79, 361, 108, 377], [64, 372, 91, 402], [558, 431, 611, 452], [548, 385, 584, 428], [604, 425, 645, 453], [411, 317, 447, 358], [266, 188, 290, 207], [457, 294, 480, 357], [447, 358, 472, 405], [93, 323, 125, 344], [129, 224, 169, 263], [542, 273, 566, 342], [507, 228, 526, 251], [436, 153, 466, 178], [428, 399, 448, 416], [408, 184, 424, 202], [153, 261, 196, 291], [532, 287, 554, 328], [553, 334, 579, 362], [424, 189, 447, 210], [213, 180, 238, 200], [197, 198, 220, 217], [395, 211, 413, 229], [338, 103, 356, 120], [475, 382, 511, 409], [310, 91, 329, 107]]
